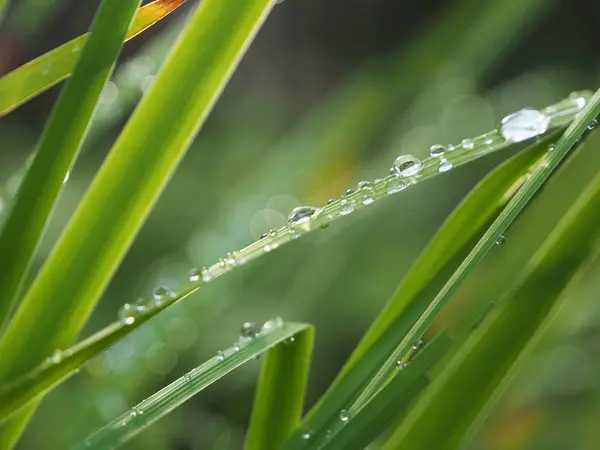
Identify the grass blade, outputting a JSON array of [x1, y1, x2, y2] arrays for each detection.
[[0, 0, 276, 444], [245, 327, 314, 450], [318, 333, 454, 450], [75, 321, 310, 449], [0, 0, 143, 333], [354, 89, 600, 409], [385, 149, 600, 449], [0, 0, 188, 116]]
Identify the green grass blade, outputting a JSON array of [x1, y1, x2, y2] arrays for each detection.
[[245, 327, 314, 450], [0, 0, 188, 116], [0, 0, 142, 332], [0, 0, 275, 444], [385, 150, 600, 450], [292, 136, 552, 439], [317, 333, 453, 450], [74, 321, 310, 449], [0, 0, 8, 24], [354, 90, 600, 409]]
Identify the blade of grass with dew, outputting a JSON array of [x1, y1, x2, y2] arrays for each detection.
[[0, 0, 189, 116], [0, 0, 276, 444], [353, 89, 600, 412], [75, 322, 311, 450], [385, 157, 600, 449], [311, 332, 453, 450], [285, 135, 552, 442], [0, 0, 143, 334], [245, 327, 314, 450]]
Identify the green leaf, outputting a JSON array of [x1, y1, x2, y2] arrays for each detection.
[[75, 321, 310, 449], [0, 0, 142, 333], [0, 0, 188, 116], [355, 90, 600, 408], [291, 135, 552, 442], [0, 0, 276, 443], [385, 132, 600, 450], [318, 332, 454, 450], [245, 327, 314, 450]]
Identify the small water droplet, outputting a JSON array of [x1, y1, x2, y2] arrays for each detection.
[[183, 373, 192, 382], [301, 432, 311, 440], [569, 91, 588, 109], [588, 119, 598, 130], [216, 351, 225, 361], [153, 286, 170, 300], [339, 409, 350, 422], [392, 155, 422, 177], [232, 344, 241, 352], [327, 198, 336, 204], [386, 177, 407, 194], [461, 138, 474, 150], [429, 144, 447, 157], [288, 227, 302, 239], [438, 158, 453, 173], [51, 350, 63, 364], [241, 322, 262, 339], [262, 317, 284, 332], [284, 336, 296, 345], [288, 206, 320, 225], [260, 232, 269, 239], [448, 145, 456, 152], [189, 268, 202, 282], [137, 409, 144, 415], [339, 200, 355, 215], [500, 109, 549, 143], [129, 411, 137, 418], [345, 188, 356, 196], [224, 252, 237, 266], [201, 267, 212, 282], [548, 143, 556, 152], [495, 235, 506, 245], [362, 195, 374, 205], [263, 242, 279, 252], [484, 138, 495, 146], [123, 316, 135, 325], [357, 181, 372, 190], [397, 361, 407, 371]]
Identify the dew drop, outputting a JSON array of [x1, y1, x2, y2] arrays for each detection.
[[287, 206, 320, 225], [216, 351, 225, 361], [224, 252, 237, 266], [429, 144, 447, 157], [301, 432, 311, 440], [447, 145, 456, 152], [183, 373, 192, 382], [569, 91, 588, 109], [500, 109, 549, 143], [288, 227, 302, 239], [339, 200, 355, 215], [392, 155, 422, 177], [548, 143, 556, 152], [461, 138, 474, 150], [397, 361, 407, 371], [386, 177, 408, 194], [262, 316, 284, 332], [201, 268, 212, 282], [362, 195, 374, 205], [153, 286, 170, 300], [129, 411, 137, 418], [339, 409, 350, 422], [232, 344, 241, 352], [495, 235, 506, 245], [327, 198, 336, 205], [345, 188, 356, 196], [189, 268, 202, 282], [123, 316, 135, 326], [241, 322, 262, 339], [260, 231, 270, 239], [51, 350, 63, 364], [588, 119, 598, 130], [438, 158, 453, 173], [357, 181, 372, 190]]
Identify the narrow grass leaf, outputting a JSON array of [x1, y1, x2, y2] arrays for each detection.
[[245, 327, 314, 450], [75, 321, 310, 450], [385, 150, 600, 449], [355, 90, 600, 408], [0, 0, 142, 333], [0, 0, 188, 116]]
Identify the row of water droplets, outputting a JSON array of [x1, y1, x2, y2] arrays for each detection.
[[78, 317, 287, 448], [112, 92, 590, 328]]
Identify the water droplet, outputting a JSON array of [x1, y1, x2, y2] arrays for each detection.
[[461, 138, 475, 150], [362, 195, 374, 205], [129, 411, 137, 418], [495, 235, 506, 245], [438, 158, 453, 173], [241, 322, 262, 339], [448, 145, 456, 152], [357, 181, 372, 190], [327, 198, 336, 204], [500, 109, 549, 143], [284, 336, 296, 345], [429, 144, 447, 157], [232, 344, 241, 352], [201, 268, 212, 282], [262, 317, 284, 332], [183, 373, 192, 382], [588, 119, 598, 130], [51, 350, 63, 364], [216, 351, 225, 361], [339, 200, 355, 215], [392, 155, 422, 177], [224, 252, 236, 266], [263, 242, 279, 252], [287, 206, 320, 225], [137, 409, 144, 415], [397, 361, 407, 371], [357, 181, 374, 205], [288, 227, 302, 239], [386, 177, 408, 194], [189, 268, 202, 282], [345, 188, 356, 196], [339, 409, 350, 422], [153, 286, 170, 300], [569, 91, 588, 109], [123, 316, 135, 325], [548, 143, 556, 152], [301, 432, 311, 440]]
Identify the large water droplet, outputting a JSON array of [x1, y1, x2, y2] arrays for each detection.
[[287, 206, 320, 225], [500, 109, 549, 143], [241, 322, 262, 339], [386, 177, 407, 194], [262, 316, 284, 332], [429, 144, 447, 157], [438, 158, 453, 173], [392, 155, 422, 177], [339, 200, 355, 215], [495, 235, 506, 245], [340, 409, 350, 422]]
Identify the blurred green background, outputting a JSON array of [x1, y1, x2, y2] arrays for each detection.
[[1, 0, 600, 448]]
